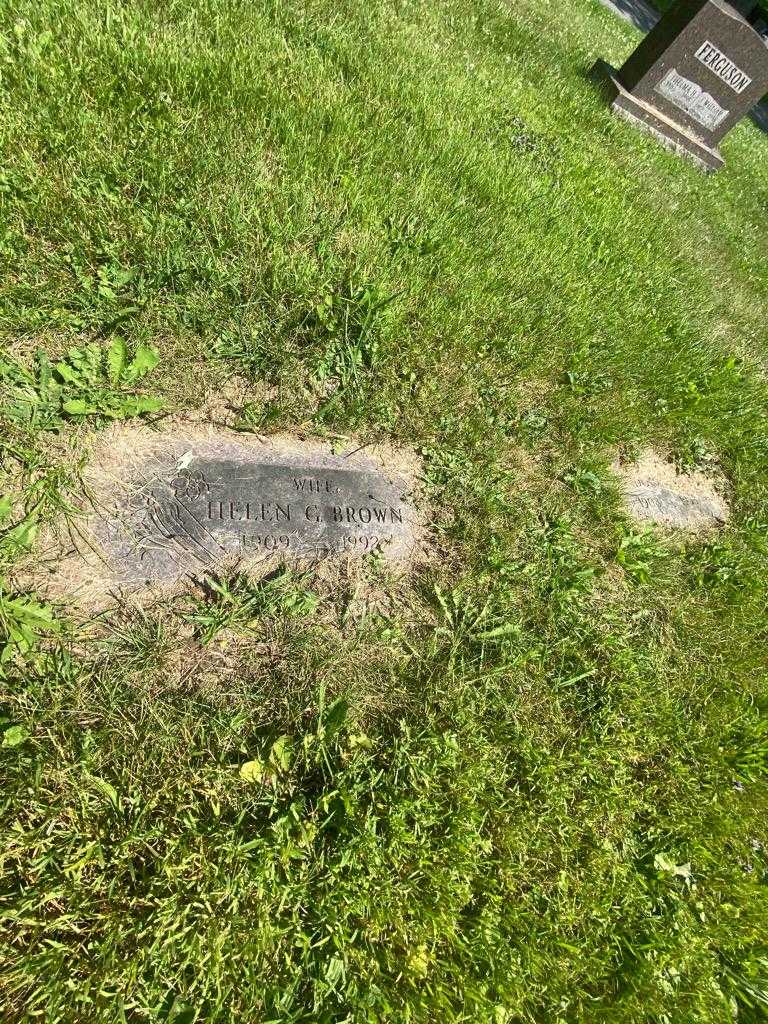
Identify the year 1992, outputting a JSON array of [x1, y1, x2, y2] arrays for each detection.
[[341, 534, 387, 551]]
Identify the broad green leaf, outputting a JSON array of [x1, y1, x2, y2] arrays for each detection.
[[124, 345, 160, 381], [0, 496, 12, 525], [475, 622, 520, 640], [6, 596, 54, 626], [95, 402, 124, 419], [36, 350, 56, 398], [90, 776, 120, 808], [348, 732, 372, 750], [5, 519, 38, 550], [654, 853, 693, 881], [55, 361, 81, 385], [112, 268, 135, 288], [62, 398, 97, 416], [106, 336, 127, 382], [269, 735, 294, 772], [119, 396, 164, 417], [2, 724, 30, 748], [322, 697, 349, 738], [239, 759, 265, 783]]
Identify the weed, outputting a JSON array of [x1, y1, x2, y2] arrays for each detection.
[[687, 537, 756, 593], [183, 569, 319, 643], [231, 400, 284, 432], [312, 281, 398, 403], [0, 338, 162, 430], [431, 582, 521, 669], [537, 516, 598, 605], [0, 587, 59, 666], [616, 527, 670, 585], [562, 465, 604, 496]]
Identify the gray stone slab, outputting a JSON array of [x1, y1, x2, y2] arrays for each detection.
[[86, 440, 416, 587], [616, 450, 729, 529], [624, 482, 728, 527]]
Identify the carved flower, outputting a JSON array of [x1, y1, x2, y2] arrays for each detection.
[[171, 470, 210, 501]]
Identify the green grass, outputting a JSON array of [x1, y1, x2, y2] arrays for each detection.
[[2, 0, 768, 1020]]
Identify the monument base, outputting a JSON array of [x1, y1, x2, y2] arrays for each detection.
[[590, 59, 724, 172]]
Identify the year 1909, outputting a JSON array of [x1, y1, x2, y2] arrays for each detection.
[[240, 535, 291, 552]]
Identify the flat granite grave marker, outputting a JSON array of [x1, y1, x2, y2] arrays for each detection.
[[40, 430, 420, 599], [616, 450, 729, 528], [592, 0, 768, 171]]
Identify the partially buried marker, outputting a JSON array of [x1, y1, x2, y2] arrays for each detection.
[[616, 450, 729, 530], [40, 428, 420, 598]]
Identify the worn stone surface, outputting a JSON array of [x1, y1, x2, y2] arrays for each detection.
[[93, 445, 414, 580], [592, 0, 768, 170], [37, 428, 421, 600], [617, 450, 729, 529]]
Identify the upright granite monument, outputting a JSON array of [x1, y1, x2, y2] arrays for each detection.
[[593, 0, 768, 170]]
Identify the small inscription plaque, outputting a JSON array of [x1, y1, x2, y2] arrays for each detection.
[[656, 68, 729, 129], [616, 450, 728, 531], [86, 440, 417, 587]]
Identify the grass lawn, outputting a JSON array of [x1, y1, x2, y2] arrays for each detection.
[[2, 0, 768, 1020]]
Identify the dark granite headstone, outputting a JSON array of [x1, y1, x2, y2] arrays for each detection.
[[84, 440, 417, 588], [729, 0, 758, 16], [592, 0, 768, 170]]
